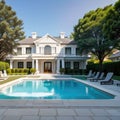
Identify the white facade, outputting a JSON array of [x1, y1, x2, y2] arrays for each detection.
[[7, 33, 89, 74]]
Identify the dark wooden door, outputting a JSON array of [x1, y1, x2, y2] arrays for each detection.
[[44, 62, 52, 73]]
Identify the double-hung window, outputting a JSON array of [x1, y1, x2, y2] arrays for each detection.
[[26, 47, 31, 54], [65, 47, 71, 55], [18, 62, 23, 68], [17, 48, 22, 55]]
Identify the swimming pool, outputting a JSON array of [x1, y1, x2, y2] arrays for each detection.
[[0, 79, 114, 99]]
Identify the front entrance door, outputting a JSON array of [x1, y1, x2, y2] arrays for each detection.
[[44, 62, 52, 73]]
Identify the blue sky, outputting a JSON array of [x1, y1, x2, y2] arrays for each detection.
[[6, 0, 117, 37]]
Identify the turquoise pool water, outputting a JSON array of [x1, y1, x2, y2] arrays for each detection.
[[0, 79, 114, 99]]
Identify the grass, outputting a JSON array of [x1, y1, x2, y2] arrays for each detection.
[[0, 75, 25, 85], [113, 75, 120, 81]]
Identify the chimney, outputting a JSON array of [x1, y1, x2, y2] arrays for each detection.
[[60, 32, 65, 39], [31, 32, 37, 39]]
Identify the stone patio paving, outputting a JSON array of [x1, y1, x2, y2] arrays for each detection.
[[0, 74, 120, 120]]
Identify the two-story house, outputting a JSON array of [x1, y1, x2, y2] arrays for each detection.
[[109, 50, 120, 62], [7, 32, 89, 74]]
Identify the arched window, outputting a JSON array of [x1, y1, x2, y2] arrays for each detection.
[[44, 45, 51, 55]]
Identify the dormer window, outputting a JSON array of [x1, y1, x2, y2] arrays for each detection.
[[44, 45, 51, 55]]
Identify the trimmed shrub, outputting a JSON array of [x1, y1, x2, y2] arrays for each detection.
[[24, 68, 29, 74], [60, 68, 65, 74], [65, 69, 87, 75], [15, 68, 19, 73], [30, 68, 36, 74], [6, 68, 11, 74], [11, 68, 15, 73]]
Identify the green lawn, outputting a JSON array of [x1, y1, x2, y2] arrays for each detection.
[[0, 75, 25, 85], [113, 76, 120, 81]]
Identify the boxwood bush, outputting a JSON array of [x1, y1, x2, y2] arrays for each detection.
[[6, 68, 36, 75]]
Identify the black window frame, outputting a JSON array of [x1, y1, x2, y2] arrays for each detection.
[[65, 62, 71, 69], [65, 47, 71, 55], [73, 62, 79, 69], [27, 62, 32, 68], [26, 47, 32, 54], [76, 48, 80, 55], [18, 62, 24, 68]]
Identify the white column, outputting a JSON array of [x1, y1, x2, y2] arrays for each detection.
[[83, 60, 87, 69], [24, 61, 26, 68], [36, 59, 38, 72], [62, 59, 65, 68], [42, 47, 44, 55], [32, 59, 34, 68], [22, 47, 26, 54], [36, 46, 39, 54], [71, 61, 73, 69], [79, 62, 82, 69], [10, 60, 13, 69], [57, 59, 60, 74]]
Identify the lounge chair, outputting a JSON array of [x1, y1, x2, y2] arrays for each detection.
[[0, 70, 8, 80], [89, 72, 100, 81], [0, 71, 4, 77], [3, 70, 7, 77], [87, 71, 96, 79], [100, 72, 114, 85], [92, 72, 104, 82], [86, 70, 92, 78]]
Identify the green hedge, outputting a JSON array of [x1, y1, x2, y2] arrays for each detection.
[[65, 69, 87, 75], [87, 61, 120, 75], [6, 68, 36, 75]]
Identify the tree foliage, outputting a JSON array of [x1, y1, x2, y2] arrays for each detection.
[[72, 1, 120, 70], [0, 0, 25, 60], [103, 0, 120, 48]]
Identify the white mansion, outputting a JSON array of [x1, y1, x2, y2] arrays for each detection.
[[7, 32, 89, 74]]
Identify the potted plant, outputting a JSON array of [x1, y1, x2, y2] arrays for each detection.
[[60, 68, 65, 74], [30, 68, 36, 74]]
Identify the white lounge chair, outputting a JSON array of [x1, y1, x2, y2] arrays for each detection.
[[89, 72, 100, 81], [0, 70, 8, 80], [100, 72, 114, 85], [3, 70, 7, 77], [87, 71, 96, 79], [86, 70, 92, 78], [0, 71, 4, 77], [92, 72, 104, 82]]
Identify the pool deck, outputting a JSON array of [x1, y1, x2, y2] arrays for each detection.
[[0, 74, 120, 120]]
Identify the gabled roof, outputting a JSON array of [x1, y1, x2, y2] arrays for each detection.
[[54, 37, 76, 45], [33, 34, 61, 44], [18, 38, 36, 45], [18, 34, 77, 45], [109, 51, 120, 58]]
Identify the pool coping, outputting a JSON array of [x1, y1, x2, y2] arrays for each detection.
[[0, 77, 120, 108]]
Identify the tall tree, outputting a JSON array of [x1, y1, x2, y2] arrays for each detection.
[[0, 0, 25, 61], [72, 4, 120, 71], [103, 0, 120, 49]]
